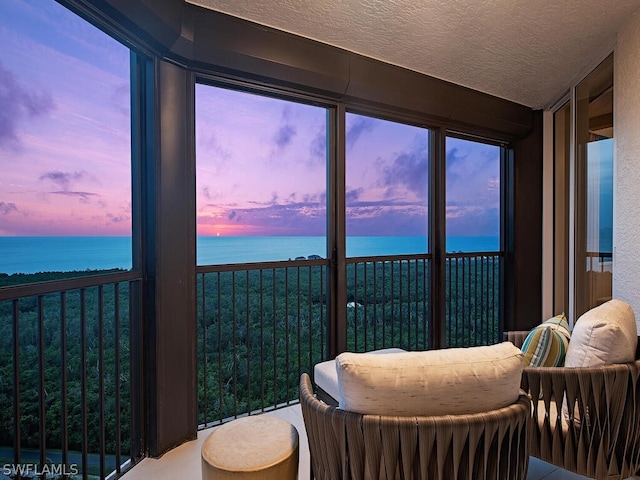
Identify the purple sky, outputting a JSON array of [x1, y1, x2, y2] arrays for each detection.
[[1, 0, 501, 238], [0, 0, 131, 236], [196, 85, 500, 237]]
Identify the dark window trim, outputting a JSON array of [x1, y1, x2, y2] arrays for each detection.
[[61, 0, 534, 142]]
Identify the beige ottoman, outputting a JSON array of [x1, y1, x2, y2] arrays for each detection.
[[201, 416, 299, 480]]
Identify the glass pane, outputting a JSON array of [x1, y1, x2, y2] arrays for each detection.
[[345, 113, 430, 257], [575, 55, 613, 317], [445, 137, 500, 252], [554, 102, 571, 315], [195, 85, 328, 264], [0, 0, 132, 277], [444, 136, 501, 348], [0, 1, 135, 477]]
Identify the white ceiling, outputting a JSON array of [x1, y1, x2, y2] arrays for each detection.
[[188, 0, 640, 109]]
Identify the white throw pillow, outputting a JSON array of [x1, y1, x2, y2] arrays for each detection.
[[562, 299, 637, 426], [314, 348, 405, 402], [564, 299, 637, 368], [336, 342, 523, 416]]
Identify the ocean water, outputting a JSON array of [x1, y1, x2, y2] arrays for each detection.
[[0, 236, 499, 274]]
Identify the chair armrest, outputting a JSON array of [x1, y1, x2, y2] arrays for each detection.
[[503, 330, 530, 349], [522, 359, 640, 478]]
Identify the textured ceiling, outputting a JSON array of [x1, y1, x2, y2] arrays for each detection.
[[187, 0, 640, 109]]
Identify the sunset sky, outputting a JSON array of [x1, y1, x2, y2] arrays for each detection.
[[0, 0, 131, 236], [1, 0, 501, 238]]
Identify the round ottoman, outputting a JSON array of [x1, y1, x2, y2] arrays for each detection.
[[201, 415, 299, 480]]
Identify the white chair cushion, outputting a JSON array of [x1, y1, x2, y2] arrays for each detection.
[[336, 342, 523, 416], [562, 299, 637, 426], [313, 348, 405, 402], [565, 299, 637, 368]]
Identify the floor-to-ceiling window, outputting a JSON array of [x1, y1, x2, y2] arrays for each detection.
[[445, 136, 502, 346], [193, 95, 509, 421], [345, 113, 429, 255], [445, 137, 500, 253], [553, 54, 613, 322], [0, 0, 133, 277], [195, 85, 328, 263], [0, 0, 140, 478], [194, 83, 330, 424], [344, 112, 431, 351], [575, 55, 614, 317]]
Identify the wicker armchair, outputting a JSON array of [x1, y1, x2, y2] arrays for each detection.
[[506, 331, 640, 480], [299, 373, 530, 480]]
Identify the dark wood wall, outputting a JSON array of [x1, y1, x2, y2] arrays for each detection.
[[508, 111, 544, 332]]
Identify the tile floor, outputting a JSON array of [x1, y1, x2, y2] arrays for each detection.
[[121, 404, 636, 480]]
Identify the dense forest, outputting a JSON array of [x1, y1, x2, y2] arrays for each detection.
[[0, 255, 500, 476], [196, 256, 500, 425], [0, 270, 132, 477]]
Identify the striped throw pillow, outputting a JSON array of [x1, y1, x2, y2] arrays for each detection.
[[521, 314, 571, 367]]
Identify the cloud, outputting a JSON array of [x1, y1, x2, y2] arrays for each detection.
[[110, 82, 130, 117], [39, 170, 94, 191], [444, 141, 501, 235], [346, 188, 363, 203], [446, 145, 500, 207], [309, 128, 326, 163], [381, 144, 428, 200], [49, 190, 98, 200], [346, 116, 375, 149], [201, 191, 326, 235], [38, 170, 99, 204], [273, 124, 296, 149], [0, 202, 18, 215], [346, 206, 427, 236], [447, 206, 500, 236], [197, 132, 231, 166], [0, 60, 55, 150], [106, 212, 129, 223]]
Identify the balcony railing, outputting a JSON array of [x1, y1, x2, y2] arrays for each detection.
[[445, 252, 501, 347], [0, 271, 143, 480], [196, 251, 502, 428], [0, 251, 503, 476], [346, 254, 431, 352], [196, 260, 329, 428]]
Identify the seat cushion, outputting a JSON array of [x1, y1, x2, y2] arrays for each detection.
[[313, 348, 405, 403], [521, 313, 571, 367], [562, 299, 637, 426], [336, 342, 523, 416], [565, 299, 637, 368]]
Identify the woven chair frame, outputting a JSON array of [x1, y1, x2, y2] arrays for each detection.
[[506, 331, 640, 480], [299, 373, 530, 480]]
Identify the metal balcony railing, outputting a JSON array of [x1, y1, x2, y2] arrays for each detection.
[[0, 271, 143, 480], [346, 254, 431, 352], [196, 260, 329, 428], [197, 251, 502, 427], [0, 251, 503, 474], [444, 253, 502, 347]]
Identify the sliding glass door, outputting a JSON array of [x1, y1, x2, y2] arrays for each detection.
[[554, 54, 614, 322], [575, 55, 614, 317]]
